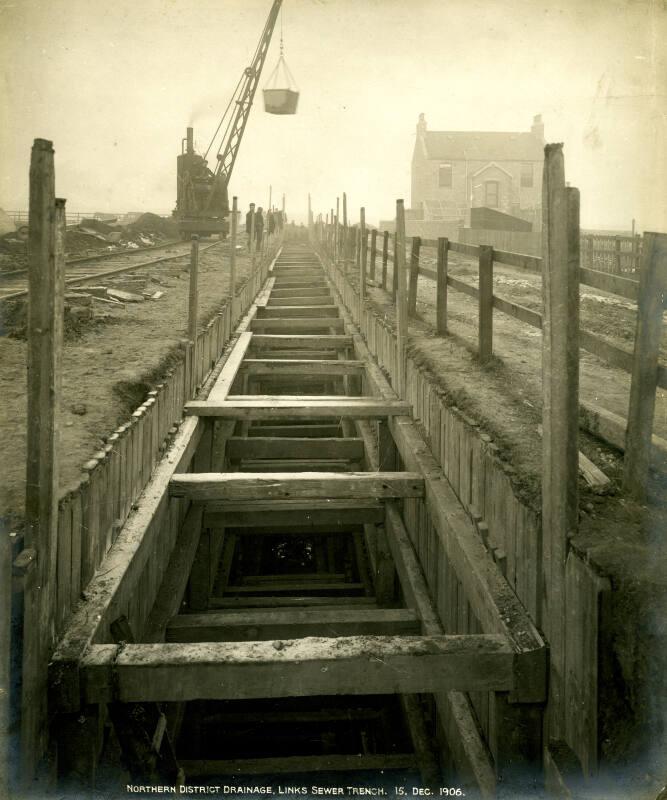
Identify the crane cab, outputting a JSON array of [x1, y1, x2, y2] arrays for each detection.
[[175, 126, 229, 238]]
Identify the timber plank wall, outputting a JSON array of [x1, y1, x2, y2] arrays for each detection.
[[321, 243, 611, 780], [20, 245, 277, 646]]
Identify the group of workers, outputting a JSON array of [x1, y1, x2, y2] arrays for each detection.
[[245, 203, 285, 250]]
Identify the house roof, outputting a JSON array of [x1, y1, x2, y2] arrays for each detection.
[[423, 130, 543, 162]]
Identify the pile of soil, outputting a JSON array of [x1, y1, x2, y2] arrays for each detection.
[[127, 212, 179, 238], [0, 213, 180, 272]]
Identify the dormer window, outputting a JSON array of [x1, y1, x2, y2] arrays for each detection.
[[521, 163, 533, 188], [439, 163, 453, 188]]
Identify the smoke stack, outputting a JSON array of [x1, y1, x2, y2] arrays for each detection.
[[186, 126, 194, 155], [417, 113, 427, 137]]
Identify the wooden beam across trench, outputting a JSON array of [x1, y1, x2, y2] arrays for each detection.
[[81, 634, 517, 704]]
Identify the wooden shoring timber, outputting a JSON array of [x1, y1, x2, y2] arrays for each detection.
[[247, 424, 342, 438], [329, 262, 548, 703], [81, 634, 516, 703], [248, 334, 352, 350], [209, 596, 378, 609], [185, 398, 412, 419], [255, 305, 340, 318], [49, 415, 204, 713], [266, 295, 334, 306], [250, 317, 345, 333], [206, 331, 253, 403], [242, 357, 365, 375], [142, 504, 204, 642], [164, 608, 422, 642], [180, 753, 418, 777], [169, 471, 424, 501], [220, 581, 365, 594], [226, 436, 364, 461], [269, 287, 331, 298], [203, 500, 384, 528]]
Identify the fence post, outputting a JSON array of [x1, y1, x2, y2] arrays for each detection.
[[408, 236, 421, 317], [395, 200, 408, 398], [436, 237, 448, 335], [230, 197, 238, 324], [392, 232, 399, 301], [623, 232, 667, 500], [541, 143, 580, 740], [381, 230, 389, 290], [188, 234, 199, 346], [614, 236, 622, 274], [359, 208, 366, 326], [478, 244, 494, 363], [369, 229, 378, 281], [335, 197, 340, 264], [0, 526, 10, 798], [22, 140, 65, 784]]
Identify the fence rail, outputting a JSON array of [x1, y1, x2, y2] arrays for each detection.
[[581, 233, 641, 275], [313, 218, 665, 390]]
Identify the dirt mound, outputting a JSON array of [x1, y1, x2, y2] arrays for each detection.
[[128, 213, 179, 238]]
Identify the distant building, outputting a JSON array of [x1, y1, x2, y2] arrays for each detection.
[[410, 113, 545, 229]]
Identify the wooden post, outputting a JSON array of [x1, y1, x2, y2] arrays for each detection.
[[381, 231, 389, 290], [478, 244, 494, 363], [369, 229, 378, 281], [335, 197, 340, 264], [541, 143, 580, 740], [360, 208, 367, 325], [229, 196, 238, 324], [188, 235, 199, 345], [0, 528, 11, 798], [392, 232, 399, 301], [614, 236, 622, 274], [395, 200, 408, 398], [623, 232, 667, 500], [407, 236, 421, 317], [436, 237, 448, 335], [355, 226, 361, 269], [22, 139, 66, 783], [307, 193, 312, 231]]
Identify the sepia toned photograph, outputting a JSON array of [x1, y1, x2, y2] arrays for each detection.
[[0, 1, 666, 798]]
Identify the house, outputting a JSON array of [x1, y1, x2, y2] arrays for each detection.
[[410, 113, 545, 229]]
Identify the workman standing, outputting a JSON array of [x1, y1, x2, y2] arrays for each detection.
[[268, 209, 276, 237], [246, 202, 255, 250]]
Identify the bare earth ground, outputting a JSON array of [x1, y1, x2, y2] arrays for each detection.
[[0, 241, 254, 521], [360, 250, 667, 779]]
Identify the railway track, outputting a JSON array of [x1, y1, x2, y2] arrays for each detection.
[[0, 239, 221, 302]]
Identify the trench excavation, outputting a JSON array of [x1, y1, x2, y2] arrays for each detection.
[[47, 243, 546, 793]]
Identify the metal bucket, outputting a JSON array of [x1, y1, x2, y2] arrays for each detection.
[[263, 88, 299, 115]]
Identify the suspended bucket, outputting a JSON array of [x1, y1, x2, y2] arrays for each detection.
[[263, 54, 299, 115]]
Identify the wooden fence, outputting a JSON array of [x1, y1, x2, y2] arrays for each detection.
[[317, 227, 610, 785], [581, 232, 642, 275]]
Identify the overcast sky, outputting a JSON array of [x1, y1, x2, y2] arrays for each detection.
[[1, 0, 665, 231]]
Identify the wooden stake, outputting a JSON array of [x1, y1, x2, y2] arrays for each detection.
[[381, 230, 389, 290], [369, 229, 378, 281], [230, 196, 238, 324], [249, 205, 256, 267], [22, 140, 65, 784], [436, 237, 448, 335], [408, 236, 421, 317], [541, 143, 580, 739], [624, 232, 667, 500], [188, 235, 199, 345], [360, 208, 366, 323], [0, 528, 11, 797], [335, 197, 340, 263], [478, 244, 493, 363], [396, 200, 408, 398], [392, 232, 399, 301]]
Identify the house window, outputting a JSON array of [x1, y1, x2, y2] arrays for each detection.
[[521, 163, 533, 188], [438, 163, 453, 188], [485, 181, 499, 208]]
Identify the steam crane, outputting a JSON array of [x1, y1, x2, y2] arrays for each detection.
[[176, 0, 283, 237]]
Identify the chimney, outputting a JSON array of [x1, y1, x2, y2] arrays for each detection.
[[186, 126, 194, 155], [417, 113, 427, 137], [531, 114, 544, 142]]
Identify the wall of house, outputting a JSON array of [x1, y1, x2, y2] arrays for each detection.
[[412, 155, 543, 222]]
